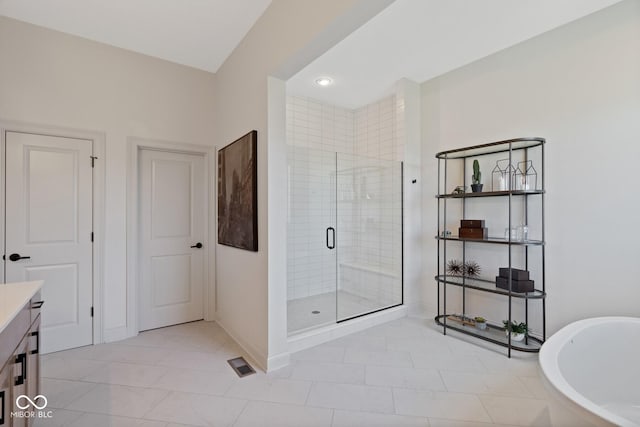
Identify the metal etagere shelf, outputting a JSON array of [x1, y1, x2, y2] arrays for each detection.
[[435, 137, 546, 357]]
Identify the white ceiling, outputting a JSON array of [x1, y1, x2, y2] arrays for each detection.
[[0, 0, 623, 97], [0, 0, 272, 73], [287, 0, 623, 109]]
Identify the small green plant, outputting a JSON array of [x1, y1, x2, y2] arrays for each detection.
[[472, 160, 481, 185], [474, 317, 486, 323], [502, 320, 527, 335]]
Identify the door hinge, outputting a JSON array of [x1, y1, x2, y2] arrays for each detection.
[[91, 231, 94, 242], [90, 156, 98, 168], [90, 306, 94, 317]]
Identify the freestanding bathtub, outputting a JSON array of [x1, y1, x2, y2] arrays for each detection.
[[539, 317, 640, 427]]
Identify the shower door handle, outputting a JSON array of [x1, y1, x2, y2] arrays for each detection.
[[326, 227, 335, 250]]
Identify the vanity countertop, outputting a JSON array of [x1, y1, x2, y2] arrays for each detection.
[[0, 280, 43, 334]]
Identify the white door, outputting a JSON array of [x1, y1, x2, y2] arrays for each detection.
[[139, 149, 205, 331], [5, 131, 93, 353]]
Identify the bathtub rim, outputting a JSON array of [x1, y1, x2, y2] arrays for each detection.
[[539, 316, 640, 427]]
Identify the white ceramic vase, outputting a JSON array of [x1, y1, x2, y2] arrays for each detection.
[[505, 330, 525, 341]]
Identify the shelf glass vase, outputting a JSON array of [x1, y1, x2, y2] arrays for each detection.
[[491, 159, 515, 191], [514, 160, 537, 191]]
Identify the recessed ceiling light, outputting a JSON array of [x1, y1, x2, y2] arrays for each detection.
[[315, 77, 333, 87]]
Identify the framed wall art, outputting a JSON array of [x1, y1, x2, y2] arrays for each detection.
[[217, 130, 258, 251]]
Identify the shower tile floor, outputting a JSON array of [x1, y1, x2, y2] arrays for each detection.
[[37, 317, 589, 426], [287, 291, 386, 334]]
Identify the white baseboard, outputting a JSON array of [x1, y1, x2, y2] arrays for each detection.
[[103, 326, 130, 343], [215, 318, 268, 372], [267, 351, 291, 371]]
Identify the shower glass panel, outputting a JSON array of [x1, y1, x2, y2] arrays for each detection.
[[287, 146, 337, 334], [287, 146, 402, 335], [336, 154, 403, 321]]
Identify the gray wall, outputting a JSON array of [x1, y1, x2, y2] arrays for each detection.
[[420, 0, 640, 334], [0, 16, 217, 337]]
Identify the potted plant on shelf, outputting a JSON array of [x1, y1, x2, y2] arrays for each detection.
[[474, 317, 487, 330], [471, 159, 483, 192], [503, 320, 527, 341]]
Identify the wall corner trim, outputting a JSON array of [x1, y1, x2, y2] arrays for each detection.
[[266, 351, 291, 372]]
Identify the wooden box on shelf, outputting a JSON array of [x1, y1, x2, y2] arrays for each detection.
[[458, 227, 488, 239], [460, 219, 485, 228]]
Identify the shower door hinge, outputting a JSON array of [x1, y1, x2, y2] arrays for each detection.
[[90, 306, 94, 317], [91, 232, 94, 242]]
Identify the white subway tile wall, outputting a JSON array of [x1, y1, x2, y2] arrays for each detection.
[[286, 95, 404, 333]]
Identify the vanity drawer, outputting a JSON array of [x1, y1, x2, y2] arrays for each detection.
[[0, 300, 30, 370]]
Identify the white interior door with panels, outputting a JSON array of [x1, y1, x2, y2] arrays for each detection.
[[139, 149, 206, 331], [4, 131, 94, 353]]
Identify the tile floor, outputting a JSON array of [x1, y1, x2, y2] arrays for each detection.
[[37, 317, 589, 427]]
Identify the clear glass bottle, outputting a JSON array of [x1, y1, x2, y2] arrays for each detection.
[[516, 224, 529, 241]]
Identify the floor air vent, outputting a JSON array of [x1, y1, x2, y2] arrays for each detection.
[[227, 356, 256, 378]]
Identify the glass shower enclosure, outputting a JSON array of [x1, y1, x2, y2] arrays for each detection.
[[287, 146, 403, 335]]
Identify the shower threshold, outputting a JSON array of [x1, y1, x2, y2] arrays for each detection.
[[287, 290, 399, 336]]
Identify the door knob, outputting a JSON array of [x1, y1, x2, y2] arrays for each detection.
[[9, 253, 31, 262], [190, 242, 203, 249]]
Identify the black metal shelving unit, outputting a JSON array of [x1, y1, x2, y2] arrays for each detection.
[[435, 137, 546, 357]]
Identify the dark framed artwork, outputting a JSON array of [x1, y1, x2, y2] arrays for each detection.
[[218, 130, 258, 251]]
